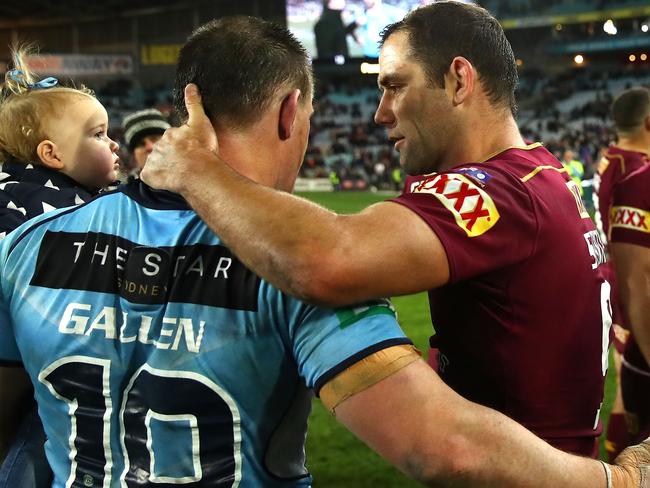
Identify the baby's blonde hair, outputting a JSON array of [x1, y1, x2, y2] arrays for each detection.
[[0, 44, 95, 164]]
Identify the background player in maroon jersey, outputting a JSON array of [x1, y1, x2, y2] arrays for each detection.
[[594, 87, 650, 243], [610, 164, 650, 452], [593, 87, 650, 460], [143, 2, 609, 458]]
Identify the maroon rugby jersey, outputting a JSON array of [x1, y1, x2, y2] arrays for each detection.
[[390, 144, 610, 456], [594, 147, 647, 332], [595, 146, 649, 241], [610, 165, 650, 375]]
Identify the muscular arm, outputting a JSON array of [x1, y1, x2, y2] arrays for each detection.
[[141, 86, 449, 307], [188, 180, 447, 307], [332, 359, 644, 487], [0, 366, 32, 460], [611, 242, 650, 365]]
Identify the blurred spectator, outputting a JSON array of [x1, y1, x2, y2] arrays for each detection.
[[121, 108, 170, 180], [562, 148, 585, 194]]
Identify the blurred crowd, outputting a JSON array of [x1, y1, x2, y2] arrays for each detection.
[[101, 67, 650, 193]]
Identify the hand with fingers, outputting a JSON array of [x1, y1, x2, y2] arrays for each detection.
[[609, 437, 650, 487], [140, 84, 220, 194]]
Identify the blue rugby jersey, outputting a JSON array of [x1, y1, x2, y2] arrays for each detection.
[[0, 181, 410, 488]]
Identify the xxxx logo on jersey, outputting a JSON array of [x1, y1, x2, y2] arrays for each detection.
[[412, 173, 500, 237], [611, 205, 650, 233]]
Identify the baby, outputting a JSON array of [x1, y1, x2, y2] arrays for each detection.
[[0, 45, 120, 236]]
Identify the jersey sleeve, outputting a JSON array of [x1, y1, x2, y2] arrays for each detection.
[[390, 167, 537, 283], [610, 170, 650, 248], [284, 295, 412, 396]]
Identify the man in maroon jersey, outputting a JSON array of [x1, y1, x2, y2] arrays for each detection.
[[610, 165, 650, 450], [594, 87, 650, 460], [594, 87, 650, 243], [141, 3, 610, 457]]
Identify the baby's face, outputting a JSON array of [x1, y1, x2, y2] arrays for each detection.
[[45, 95, 119, 190]]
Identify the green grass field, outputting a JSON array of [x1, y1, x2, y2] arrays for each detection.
[[297, 191, 617, 487]]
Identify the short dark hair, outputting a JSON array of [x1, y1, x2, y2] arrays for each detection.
[[174, 16, 313, 128], [611, 87, 650, 134], [380, 2, 518, 115]]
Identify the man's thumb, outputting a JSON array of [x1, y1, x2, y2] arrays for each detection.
[[185, 83, 208, 127]]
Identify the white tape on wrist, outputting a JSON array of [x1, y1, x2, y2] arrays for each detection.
[[600, 461, 612, 488]]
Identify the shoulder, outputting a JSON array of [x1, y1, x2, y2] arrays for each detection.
[[602, 146, 625, 162], [619, 163, 650, 186], [604, 147, 648, 174], [613, 164, 650, 207], [389, 164, 540, 267], [407, 157, 536, 206]]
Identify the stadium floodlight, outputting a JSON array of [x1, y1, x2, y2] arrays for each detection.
[[630, 54, 637, 62], [642, 53, 648, 61], [642, 23, 649, 33], [604, 19, 618, 35], [574, 54, 585, 65]]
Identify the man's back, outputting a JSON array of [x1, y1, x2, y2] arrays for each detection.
[[0, 181, 408, 488]]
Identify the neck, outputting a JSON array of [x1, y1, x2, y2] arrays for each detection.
[[439, 110, 525, 171], [616, 134, 650, 155], [215, 122, 284, 189]]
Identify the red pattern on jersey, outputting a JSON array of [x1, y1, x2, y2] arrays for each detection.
[[611, 166, 650, 249], [391, 145, 609, 457], [415, 174, 497, 234], [611, 207, 649, 230]]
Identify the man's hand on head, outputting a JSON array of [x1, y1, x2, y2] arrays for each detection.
[[140, 83, 220, 194]]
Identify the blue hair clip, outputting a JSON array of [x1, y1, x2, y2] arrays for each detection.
[[30, 77, 58, 89], [7, 69, 24, 83], [6, 69, 58, 90]]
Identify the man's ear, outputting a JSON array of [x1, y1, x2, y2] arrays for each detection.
[[279, 89, 301, 141], [644, 115, 650, 132], [444, 56, 475, 107], [36, 140, 64, 170]]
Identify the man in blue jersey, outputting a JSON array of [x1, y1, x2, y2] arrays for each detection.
[[1, 15, 650, 488]]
